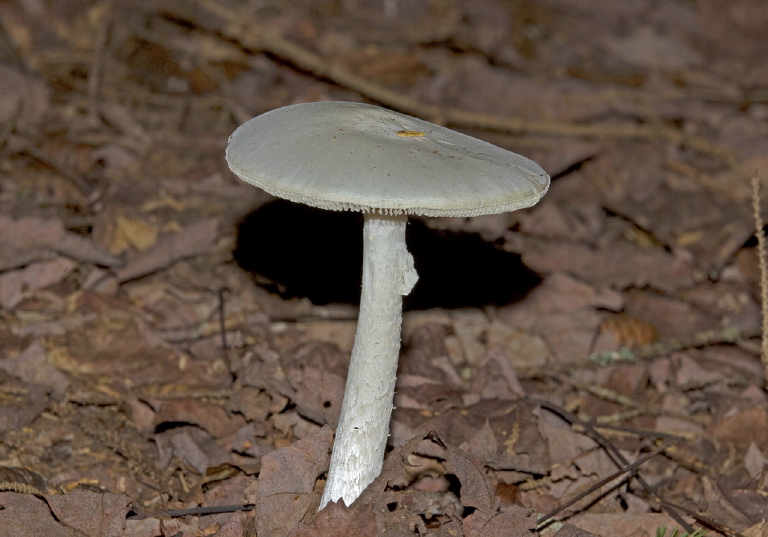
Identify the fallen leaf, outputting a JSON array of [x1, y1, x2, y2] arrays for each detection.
[[0, 216, 121, 272], [0, 257, 76, 309], [711, 407, 768, 452], [0, 339, 70, 395], [107, 214, 160, 254], [288, 366, 345, 428], [464, 504, 537, 537], [0, 492, 79, 537], [460, 419, 499, 464], [744, 443, 768, 479], [0, 64, 50, 130], [208, 510, 250, 537], [567, 513, 694, 537], [45, 489, 132, 537], [255, 425, 333, 537], [518, 240, 694, 293], [115, 218, 219, 282], [0, 379, 48, 430], [603, 25, 702, 70], [167, 428, 215, 474], [444, 443, 493, 511], [154, 399, 245, 439], [288, 500, 378, 537]]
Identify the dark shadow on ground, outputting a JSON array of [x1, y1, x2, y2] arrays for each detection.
[[234, 200, 542, 310]]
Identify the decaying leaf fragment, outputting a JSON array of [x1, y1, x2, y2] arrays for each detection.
[[258, 427, 538, 536]]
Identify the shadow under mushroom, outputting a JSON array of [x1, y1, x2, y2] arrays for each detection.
[[234, 199, 543, 311]]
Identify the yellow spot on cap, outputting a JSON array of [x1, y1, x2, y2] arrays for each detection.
[[396, 130, 426, 137]]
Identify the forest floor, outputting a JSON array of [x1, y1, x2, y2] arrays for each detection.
[[1, 1, 768, 536]]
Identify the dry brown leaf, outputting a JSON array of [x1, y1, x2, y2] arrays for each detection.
[[115, 218, 219, 282], [0, 64, 50, 130], [287, 500, 379, 537], [550, 522, 600, 536], [154, 399, 246, 439], [0, 492, 79, 537], [519, 240, 694, 293], [255, 425, 334, 537], [0, 380, 48, 431], [0, 257, 76, 309], [702, 477, 754, 531], [599, 315, 658, 348], [45, 490, 132, 537], [339, 49, 430, 87], [698, 0, 768, 86], [539, 410, 598, 475], [207, 510, 250, 537], [43, 316, 172, 376], [603, 25, 702, 70], [744, 443, 768, 479], [444, 445, 493, 511], [464, 504, 537, 537], [460, 419, 499, 464], [287, 366, 345, 428], [487, 322, 551, 370], [0, 216, 121, 272], [624, 290, 718, 341], [107, 214, 160, 254], [0, 339, 70, 395], [567, 513, 694, 537], [166, 428, 215, 474], [710, 407, 768, 452], [501, 272, 623, 328]]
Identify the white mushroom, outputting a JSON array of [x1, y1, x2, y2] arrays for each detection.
[[225, 101, 549, 509]]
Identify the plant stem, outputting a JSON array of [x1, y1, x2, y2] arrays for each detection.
[[751, 174, 768, 385]]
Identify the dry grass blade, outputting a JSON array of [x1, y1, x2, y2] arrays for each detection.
[[751, 174, 768, 384]]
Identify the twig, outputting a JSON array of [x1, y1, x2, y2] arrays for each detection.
[[179, 0, 735, 164], [218, 286, 233, 375], [127, 503, 254, 521], [536, 441, 673, 528], [750, 174, 768, 385], [589, 326, 757, 367], [529, 399, 692, 533], [14, 138, 95, 195], [87, 0, 114, 116], [647, 497, 746, 537]]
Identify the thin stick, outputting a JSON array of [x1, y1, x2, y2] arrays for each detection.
[[184, 0, 735, 162], [530, 399, 691, 533], [87, 0, 114, 116], [218, 287, 232, 375], [536, 441, 673, 528], [750, 174, 768, 384]]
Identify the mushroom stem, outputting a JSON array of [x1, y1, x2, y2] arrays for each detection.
[[320, 213, 417, 509]]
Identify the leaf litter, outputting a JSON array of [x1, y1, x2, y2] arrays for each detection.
[[0, 1, 767, 536]]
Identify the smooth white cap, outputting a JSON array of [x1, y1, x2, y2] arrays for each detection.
[[226, 101, 549, 217]]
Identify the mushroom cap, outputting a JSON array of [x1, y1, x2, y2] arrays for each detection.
[[226, 101, 549, 217]]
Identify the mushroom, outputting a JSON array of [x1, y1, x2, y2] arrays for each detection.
[[225, 101, 549, 509]]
